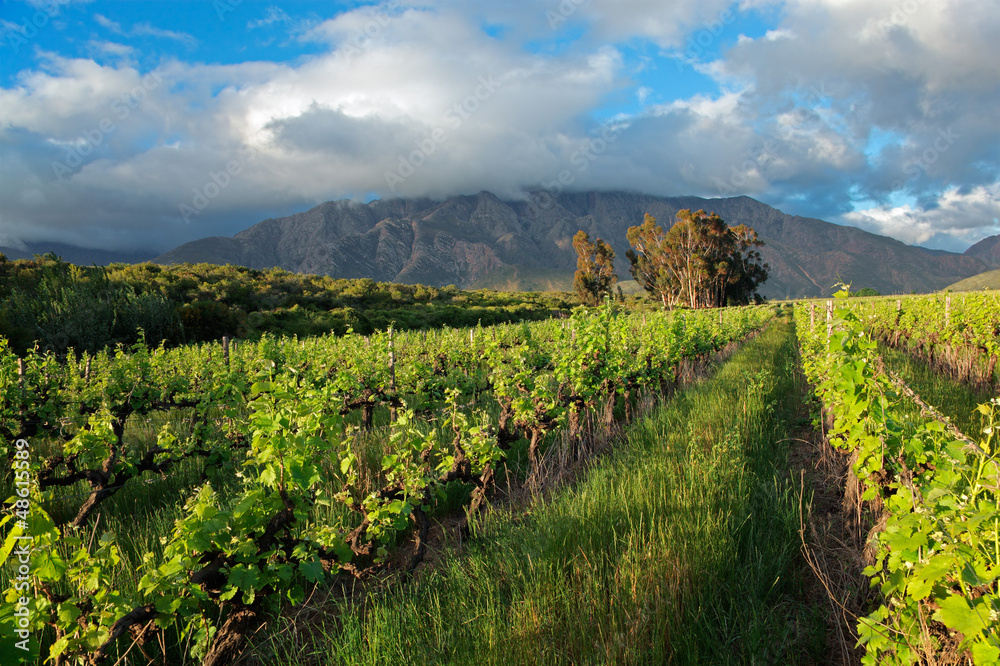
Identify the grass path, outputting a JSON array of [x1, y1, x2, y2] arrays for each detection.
[[257, 317, 826, 665]]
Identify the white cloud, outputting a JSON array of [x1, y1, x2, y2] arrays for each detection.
[[131, 23, 197, 48], [93, 13, 197, 48], [87, 40, 134, 58], [248, 7, 292, 29], [843, 184, 1000, 249], [94, 14, 121, 33], [0, 6, 632, 248]]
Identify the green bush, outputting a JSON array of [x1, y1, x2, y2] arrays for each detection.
[[178, 300, 246, 341]]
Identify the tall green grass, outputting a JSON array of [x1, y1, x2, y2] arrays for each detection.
[[878, 343, 996, 437], [257, 318, 824, 665]]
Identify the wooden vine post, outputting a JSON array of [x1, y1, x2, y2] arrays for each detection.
[[810, 303, 815, 330], [388, 328, 397, 423], [222, 336, 230, 367], [826, 300, 833, 339], [945, 295, 951, 327]]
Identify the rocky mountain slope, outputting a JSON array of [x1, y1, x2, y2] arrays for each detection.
[[964, 234, 1000, 269], [154, 191, 990, 298]]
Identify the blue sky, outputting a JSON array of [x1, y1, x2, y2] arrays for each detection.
[[1, 0, 998, 253]]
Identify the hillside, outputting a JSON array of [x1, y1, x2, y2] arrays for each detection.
[[0, 257, 578, 355], [944, 268, 1000, 292], [964, 234, 1000, 268], [155, 191, 990, 298]]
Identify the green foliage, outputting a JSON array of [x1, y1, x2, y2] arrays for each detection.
[[0, 255, 178, 355], [795, 293, 1000, 664], [625, 210, 768, 309], [1, 303, 774, 664], [273, 320, 825, 665], [572, 230, 617, 306], [0, 257, 578, 356], [842, 291, 1000, 386]]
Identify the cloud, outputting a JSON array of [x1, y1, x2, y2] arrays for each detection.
[[131, 23, 197, 49], [93, 14, 121, 33], [460, 0, 748, 48], [620, 0, 1000, 234], [94, 13, 197, 49], [87, 40, 134, 58], [843, 184, 1000, 250], [248, 7, 292, 30], [0, 0, 997, 255], [717, 0, 1000, 200]]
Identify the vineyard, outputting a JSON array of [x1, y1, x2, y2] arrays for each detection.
[[2, 290, 998, 665], [818, 291, 1000, 387], [1, 304, 772, 664], [796, 289, 1000, 664]]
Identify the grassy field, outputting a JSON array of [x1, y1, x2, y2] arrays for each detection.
[[943, 268, 1000, 292], [250, 317, 826, 665]]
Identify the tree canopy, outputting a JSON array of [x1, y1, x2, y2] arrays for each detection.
[[625, 209, 768, 308], [572, 230, 617, 306]]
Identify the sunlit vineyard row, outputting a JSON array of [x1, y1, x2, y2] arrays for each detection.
[[1, 304, 773, 665], [796, 290, 999, 665]]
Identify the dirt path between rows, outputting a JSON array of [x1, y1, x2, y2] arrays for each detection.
[[787, 358, 872, 666]]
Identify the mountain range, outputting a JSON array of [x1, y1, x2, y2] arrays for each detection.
[[152, 191, 997, 299]]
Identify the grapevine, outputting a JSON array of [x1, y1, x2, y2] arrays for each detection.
[[1, 303, 773, 664]]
